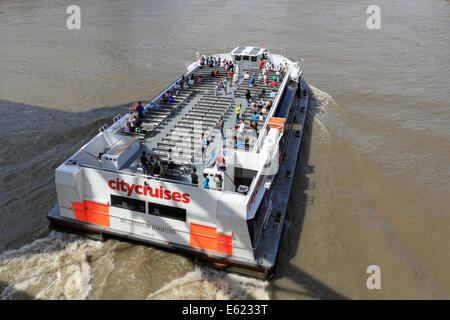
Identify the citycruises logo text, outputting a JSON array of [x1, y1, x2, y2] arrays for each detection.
[[108, 179, 191, 204]]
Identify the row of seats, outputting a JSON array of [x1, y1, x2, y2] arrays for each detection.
[[153, 94, 234, 164]]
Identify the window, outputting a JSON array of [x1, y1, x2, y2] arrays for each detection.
[[111, 195, 146, 213], [234, 55, 241, 61], [242, 55, 249, 61], [148, 202, 186, 222], [251, 56, 257, 62]]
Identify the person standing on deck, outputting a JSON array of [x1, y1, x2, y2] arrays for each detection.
[[200, 133, 208, 160], [217, 117, 224, 139], [153, 157, 161, 179], [235, 103, 241, 122], [203, 173, 210, 189], [245, 90, 252, 104], [191, 168, 199, 186], [140, 151, 149, 175], [136, 102, 145, 119]]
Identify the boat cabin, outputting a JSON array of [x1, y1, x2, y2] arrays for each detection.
[[231, 46, 267, 70]]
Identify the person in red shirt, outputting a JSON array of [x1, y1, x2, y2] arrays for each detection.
[[259, 59, 264, 69], [270, 80, 277, 86]]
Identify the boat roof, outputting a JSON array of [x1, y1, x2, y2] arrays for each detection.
[[231, 46, 266, 56]]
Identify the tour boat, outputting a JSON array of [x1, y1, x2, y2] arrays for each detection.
[[47, 46, 309, 279]]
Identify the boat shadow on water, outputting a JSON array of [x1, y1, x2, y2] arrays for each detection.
[[268, 86, 348, 300]]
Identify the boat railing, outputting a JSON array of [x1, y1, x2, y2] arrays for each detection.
[[251, 71, 290, 153]]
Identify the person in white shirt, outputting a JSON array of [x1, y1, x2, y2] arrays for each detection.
[[200, 133, 208, 160], [238, 119, 245, 134], [167, 148, 175, 169]]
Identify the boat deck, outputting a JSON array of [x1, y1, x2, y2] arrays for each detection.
[[118, 65, 283, 186]]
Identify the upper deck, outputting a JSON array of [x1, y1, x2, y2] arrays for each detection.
[[61, 49, 302, 196]]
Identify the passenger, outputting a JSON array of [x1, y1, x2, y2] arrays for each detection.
[[223, 78, 228, 94], [217, 116, 224, 138], [140, 151, 149, 175], [215, 70, 220, 77], [210, 70, 215, 77], [234, 136, 243, 149], [174, 82, 181, 90], [259, 59, 265, 69], [148, 155, 155, 167], [238, 119, 245, 134], [251, 112, 259, 120], [153, 157, 162, 179], [270, 80, 277, 87], [203, 173, 210, 189], [244, 137, 250, 151], [245, 90, 252, 103], [188, 78, 195, 86], [213, 154, 225, 170], [262, 105, 268, 114], [191, 168, 199, 186], [249, 75, 255, 87], [243, 72, 250, 80], [197, 76, 203, 83], [134, 117, 143, 133], [235, 104, 241, 121], [214, 174, 223, 191], [270, 90, 277, 98], [261, 88, 266, 97], [136, 102, 145, 119], [231, 125, 237, 137], [167, 148, 175, 169], [227, 69, 233, 78], [200, 133, 208, 159], [259, 112, 264, 121], [233, 72, 238, 87], [123, 121, 131, 133], [252, 120, 258, 136], [129, 115, 135, 132], [162, 94, 168, 103]]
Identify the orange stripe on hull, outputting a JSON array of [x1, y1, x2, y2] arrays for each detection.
[[71, 200, 110, 227], [190, 223, 232, 255]]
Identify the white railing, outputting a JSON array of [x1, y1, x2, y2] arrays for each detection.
[[251, 71, 291, 153]]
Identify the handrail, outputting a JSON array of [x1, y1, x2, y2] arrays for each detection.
[[251, 71, 291, 153], [245, 130, 284, 209]]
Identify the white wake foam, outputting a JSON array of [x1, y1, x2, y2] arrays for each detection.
[[0, 231, 102, 300], [146, 265, 270, 300]]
